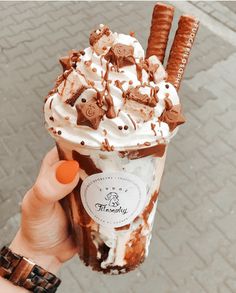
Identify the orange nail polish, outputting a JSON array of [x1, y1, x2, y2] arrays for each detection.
[[56, 160, 79, 184]]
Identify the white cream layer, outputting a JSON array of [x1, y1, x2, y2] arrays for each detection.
[[44, 31, 180, 150]]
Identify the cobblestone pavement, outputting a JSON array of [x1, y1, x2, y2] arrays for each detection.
[[0, 1, 236, 292]]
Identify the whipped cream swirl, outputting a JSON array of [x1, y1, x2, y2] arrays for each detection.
[[44, 25, 184, 150]]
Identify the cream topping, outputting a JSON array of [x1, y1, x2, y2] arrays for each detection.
[[44, 26, 182, 150]]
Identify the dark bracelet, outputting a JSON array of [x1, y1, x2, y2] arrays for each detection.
[[0, 246, 61, 293]]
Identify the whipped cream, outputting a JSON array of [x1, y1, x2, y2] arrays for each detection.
[[44, 25, 184, 150]]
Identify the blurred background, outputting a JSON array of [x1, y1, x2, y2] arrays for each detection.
[[0, 1, 235, 292]]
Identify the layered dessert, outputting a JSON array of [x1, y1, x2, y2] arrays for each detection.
[[44, 3, 199, 274]]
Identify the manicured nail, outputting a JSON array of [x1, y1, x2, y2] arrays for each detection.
[[56, 160, 79, 184]]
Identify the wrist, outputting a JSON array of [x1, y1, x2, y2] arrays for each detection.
[[10, 231, 62, 274]]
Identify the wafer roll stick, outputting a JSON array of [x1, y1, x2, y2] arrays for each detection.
[[146, 3, 174, 63], [166, 15, 199, 91]]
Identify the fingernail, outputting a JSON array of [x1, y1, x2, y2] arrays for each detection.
[[56, 160, 79, 184]]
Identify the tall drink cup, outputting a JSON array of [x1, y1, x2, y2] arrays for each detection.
[[44, 21, 188, 274], [56, 139, 167, 274]]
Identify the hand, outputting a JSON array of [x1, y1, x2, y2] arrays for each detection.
[[10, 147, 80, 273]]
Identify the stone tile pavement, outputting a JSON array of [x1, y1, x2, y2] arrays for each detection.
[[0, 1, 235, 292]]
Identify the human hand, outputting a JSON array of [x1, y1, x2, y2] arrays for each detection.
[[10, 147, 80, 273]]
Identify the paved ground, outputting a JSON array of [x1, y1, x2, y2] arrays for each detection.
[[0, 1, 236, 292]]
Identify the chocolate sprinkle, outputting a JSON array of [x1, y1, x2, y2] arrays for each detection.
[[144, 141, 151, 146], [127, 114, 137, 130], [81, 141, 85, 145], [151, 123, 157, 136], [101, 138, 114, 151]]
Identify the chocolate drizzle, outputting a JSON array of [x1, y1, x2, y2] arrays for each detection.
[[115, 80, 125, 93], [120, 144, 166, 160], [124, 225, 146, 268], [72, 150, 102, 175], [142, 190, 159, 224], [105, 93, 116, 118], [49, 98, 53, 110], [135, 62, 143, 83], [65, 86, 87, 106]]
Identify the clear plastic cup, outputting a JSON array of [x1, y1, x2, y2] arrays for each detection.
[[56, 139, 167, 274]]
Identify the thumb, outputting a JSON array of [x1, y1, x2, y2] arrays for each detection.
[[23, 159, 80, 216]]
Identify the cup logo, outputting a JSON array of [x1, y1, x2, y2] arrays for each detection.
[[105, 192, 120, 207], [80, 172, 147, 228]]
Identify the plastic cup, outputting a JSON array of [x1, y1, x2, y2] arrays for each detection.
[[56, 137, 167, 274]]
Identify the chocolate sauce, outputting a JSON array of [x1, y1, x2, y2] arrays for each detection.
[[72, 150, 102, 175], [49, 98, 53, 110], [120, 144, 166, 160], [142, 190, 159, 224]]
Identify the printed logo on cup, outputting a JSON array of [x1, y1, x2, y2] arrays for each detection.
[[81, 172, 147, 228]]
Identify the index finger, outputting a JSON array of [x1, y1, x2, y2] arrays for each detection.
[[39, 147, 60, 175]]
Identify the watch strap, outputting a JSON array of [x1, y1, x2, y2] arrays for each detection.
[[0, 246, 61, 293]]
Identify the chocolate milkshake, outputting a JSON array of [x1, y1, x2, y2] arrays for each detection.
[[43, 6, 198, 273]]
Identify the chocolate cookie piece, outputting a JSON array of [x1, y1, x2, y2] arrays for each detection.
[[65, 86, 88, 106], [160, 104, 185, 131], [124, 87, 157, 107], [105, 43, 135, 68], [90, 25, 111, 46]]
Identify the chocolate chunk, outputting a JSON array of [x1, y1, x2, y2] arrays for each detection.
[[59, 56, 71, 72], [124, 87, 157, 107], [89, 25, 111, 46], [159, 104, 185, 131], [76, 99, 105, 130], [105, 43, 135, 68], [59, 50, 81, 72]]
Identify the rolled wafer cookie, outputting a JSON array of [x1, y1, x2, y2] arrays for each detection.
[[166, 15, 199, 91], [146, 3, 174, 64]]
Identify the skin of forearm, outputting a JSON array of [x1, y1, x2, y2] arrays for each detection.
[[0, 278, 28, 293], [0, 231, 62, 292]]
